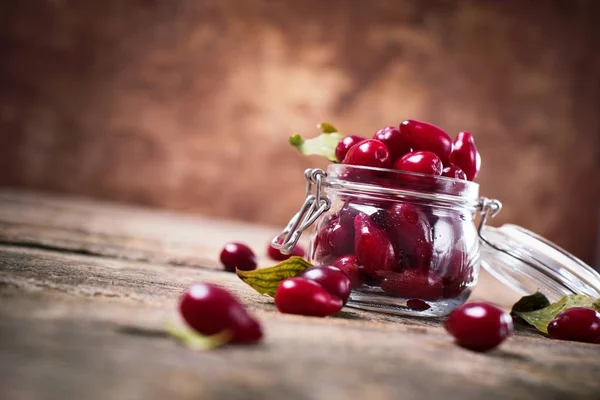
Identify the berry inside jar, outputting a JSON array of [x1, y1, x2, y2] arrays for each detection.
[[290, 120, 484, 317]]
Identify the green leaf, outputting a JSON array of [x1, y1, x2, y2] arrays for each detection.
[[514, 294, 598, 334], [318, 122, 338, 133], [237, 256, 312, 297], [289, 131, 343, 162], [166, 323, 231, 350], [594, 298, 600, 312], [510, 291, 550, 324]]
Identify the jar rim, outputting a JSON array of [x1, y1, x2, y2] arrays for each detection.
[[324, 164, 480, 210]]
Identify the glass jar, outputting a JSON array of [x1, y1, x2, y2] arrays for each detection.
[[273, 165, 600, 318]]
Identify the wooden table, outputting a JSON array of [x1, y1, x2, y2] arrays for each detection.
[[1, 189, 599, 400]]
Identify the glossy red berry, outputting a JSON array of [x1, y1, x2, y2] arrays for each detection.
[[333, 255, 363, 289], [267, 243, 305, 261], [449, 132, 481, 181], [388, 203, 433, 269], [442, 164, 467, 180], [399, 120, 453, 163], [335, 135, 364, 163], [275, 277, 344, 317], [179, 283, 263, 344], [380, 270, 443, 301], [373, 126, 412, 161], [342, 139, 392, 169], [220, 242, 257, 272], [547, 307, 600, 344], [445, 302, 513, 351], [354, 213, 398, 276], [393, 151, 443, 176], [299, 266, 352, 303]]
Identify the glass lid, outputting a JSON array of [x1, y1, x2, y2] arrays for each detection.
[[479, 223, 600, 302]]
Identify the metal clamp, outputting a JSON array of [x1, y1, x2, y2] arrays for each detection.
[[271, 168, 331, 254], [477, 197, 502, 235]]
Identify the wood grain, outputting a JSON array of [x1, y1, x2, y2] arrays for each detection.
[[1, 189, 599, 400]]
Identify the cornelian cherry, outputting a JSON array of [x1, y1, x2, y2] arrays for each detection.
[[335, 135, 364, 163], [399, 120, 453, 163], [267, 243, 305, 261], [393, 151, 443, 176], [275, 278, 343, 317], [299, 266, 352, 303], [342, 139, 392, 169], [547, 307, 600, 344], [179, 283, 263, 344], [220, 242, 257, 272], [333, 255, 363, 289], [445, 302, 513, 351], [449, 132, 481, 181], [354, 214, 398, 276], [373, 126, 411, 161], [442, 164, 467, 180]]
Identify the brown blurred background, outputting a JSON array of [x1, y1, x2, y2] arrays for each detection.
[[0, 0, 599, 266]]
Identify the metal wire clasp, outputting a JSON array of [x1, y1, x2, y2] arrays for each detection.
[[477, 197, 502, 235], [271, 168, 331, 254]]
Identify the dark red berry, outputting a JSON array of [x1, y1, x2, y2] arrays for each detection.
[[388, 203, 433, 269], [442, 164, 467, 180], [393, 151, 443, 176], [299, 266, 352, 303], [445, 302, 513, 351], [333, 255, 363, 289], [335, 135, 364, 163], [179, 283, 263, 344], [220, 242, 257, 272], [275, 277, 344, 317], [449, 132, 481, 181], [547, 307, 600, 344], [399, 120, 453, 163], [380, 270, 443, 301], [407, 299, 431, 311], [373, 126, 412, 161], [342, 139, 392, 169], [354, 214, 398, 276], [329, 219, 355, 256], [267, 242, 305, 261]]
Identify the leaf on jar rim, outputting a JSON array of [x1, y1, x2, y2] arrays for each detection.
[[318, 122, 338, 133], [166, 323, 231, 350], [289, 125, 343, 162], [513, 294, 598, 334], [237, 256, 313, 297], [510, 291, 551, 324]]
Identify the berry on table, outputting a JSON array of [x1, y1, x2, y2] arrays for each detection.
[[547, 307, 600, 344], [275, 277, 344, 317], [179, 283, 263, 344], [445, 302, 513, 351], [220, 242, 257, 272], [299, 265, 352, 303]]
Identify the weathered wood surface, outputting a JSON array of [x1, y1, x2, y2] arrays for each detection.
[[1, 189, 599, 400]]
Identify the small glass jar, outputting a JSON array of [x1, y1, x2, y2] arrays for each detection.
[[273, 165, 600, 318]]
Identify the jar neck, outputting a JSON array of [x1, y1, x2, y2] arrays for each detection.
[[325, 164, 480, 214]]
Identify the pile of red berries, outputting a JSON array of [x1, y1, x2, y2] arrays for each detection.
[[335, 120, 480, 181]]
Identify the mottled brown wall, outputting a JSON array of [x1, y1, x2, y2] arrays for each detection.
[[0, 0, 599, 264]]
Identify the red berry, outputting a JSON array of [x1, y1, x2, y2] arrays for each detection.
[[373, 126, 411, 161], [275, 277, 344, 317], [342, 139, 392, 169], [407, 299, 431, 311], [299, 266, 352, 303], [445, 302, 513, 351], [547, 307, 600, 344], [220, 242, 257, 272], [380, 269, 443, 301], [335, 135, 364, 163], [399, 120, 453, 163], [449, 132, 481, 181], [393, 151, 443, 176], [388, 203, 433, 269], [442, 164, 467, 180], [333, 255, 363, 289], [267, 242, 305, 261], [179, 283, 263, 344], [354, 214, 398, 276]]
